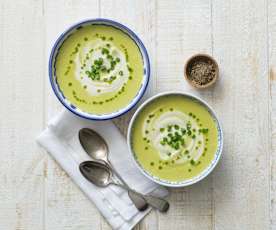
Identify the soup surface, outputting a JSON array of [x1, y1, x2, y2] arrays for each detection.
[[131, 94, 219, 183], [55, 24, 144, 115]]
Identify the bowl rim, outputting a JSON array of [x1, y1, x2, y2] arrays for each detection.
[[127, 91, 223, 187], [49, 18, 150, 120]]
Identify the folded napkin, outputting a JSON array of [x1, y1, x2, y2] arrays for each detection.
[[37, 110, 168, 230]]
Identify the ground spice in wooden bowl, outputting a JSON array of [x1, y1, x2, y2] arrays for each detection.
[[184, 54, 219, 89]]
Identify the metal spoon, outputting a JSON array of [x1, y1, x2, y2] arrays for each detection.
[[79, 128, 169, 212], [79, 128, 148, 211], [80, 161, 169, 212]]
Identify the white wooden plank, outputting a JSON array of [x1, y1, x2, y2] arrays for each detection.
[[43, 1, 104, 230], [156, 1, 213, 229], [212, 0, 270, 229], [100, 1, 158, 229], [0, 0, 45, 229], [268, 0, 276, 228]]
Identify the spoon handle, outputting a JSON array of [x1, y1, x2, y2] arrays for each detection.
[[106, 160, 148, 211], [111, 182, 169, 213], [106, 160, 169, 212], [143, 194, 169, 213], [106, 160, 129, 188]]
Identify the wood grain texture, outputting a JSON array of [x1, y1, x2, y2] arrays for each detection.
[[43, 1, 105, 230], [212, 1, 270, 229], [268, 0, 276, 229], [0, 0, 275, 229], [0, 1, 45, 229], [100, 1, 158, 229], [156, 1, 214, 230]]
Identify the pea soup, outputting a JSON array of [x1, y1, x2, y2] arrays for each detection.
[[131, 94, 219, 183], [55, 24, 144, 115]]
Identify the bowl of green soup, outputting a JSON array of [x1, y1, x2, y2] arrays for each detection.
[[128, 92, 223, 187], [49, 19, 150, 120]]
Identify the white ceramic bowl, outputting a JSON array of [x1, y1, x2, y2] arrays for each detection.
[[49, 18, 150, 120], [127, 91, 223, 187]]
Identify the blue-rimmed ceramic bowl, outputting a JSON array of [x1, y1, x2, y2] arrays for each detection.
[[127, 91, 223, 187], [49, 19, 150, 120]]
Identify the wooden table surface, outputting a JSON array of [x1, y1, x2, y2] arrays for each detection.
[[1, 0, 276, 229]]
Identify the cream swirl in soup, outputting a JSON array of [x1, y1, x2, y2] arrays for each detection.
[[75, 40, 129, 96], [143, 110, 205, 164]]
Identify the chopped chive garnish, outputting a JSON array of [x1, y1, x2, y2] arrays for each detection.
[[127, 65, 133, 72]]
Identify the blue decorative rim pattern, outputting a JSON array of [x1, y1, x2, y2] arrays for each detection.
[[49, 18, 150, 120], [127, 92, 223, 187]]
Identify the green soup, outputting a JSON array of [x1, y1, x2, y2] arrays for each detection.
[[131, 94, 219, 183], [55, 24, 144, 115]]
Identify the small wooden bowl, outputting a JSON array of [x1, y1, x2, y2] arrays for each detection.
[[184, 54, 219, 89]]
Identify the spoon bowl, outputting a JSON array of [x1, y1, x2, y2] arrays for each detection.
[[79, 161, 112, 187], [79, 128, 109, 161]]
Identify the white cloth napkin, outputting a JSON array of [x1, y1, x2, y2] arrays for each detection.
[[36, 110, 168, 230]]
